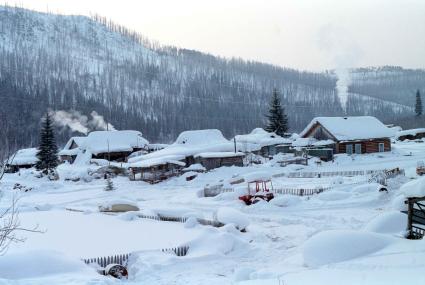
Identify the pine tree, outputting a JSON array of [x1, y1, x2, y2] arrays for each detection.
[[105, 176, 115, 191], [415, 89, 422, 117], [265, 88, 288, 136], [36, 112, 59, 174]]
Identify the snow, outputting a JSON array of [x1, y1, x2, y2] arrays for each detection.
[[182, 163, 206, 172], [400, 176, 425, 197], [82, 130, 149, 155], [235, 128, 292, 152], [292, 137, 335, 147], [300, 116, 394, 141], [194, 152, 244, 158], [2, 140, 425, 284], [7, 148, 39, 166], [364, 211, 407, 234], [303, 230, 393, 267], [58, 137, 86, 156], [130, 156, 186, 168], [0, 250, 95, 280], [216, 207, 250, 230], [129, 129, 239, 164], [396, 128, 425, 140]]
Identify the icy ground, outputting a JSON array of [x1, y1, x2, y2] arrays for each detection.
[[1, 141, 425, 284]]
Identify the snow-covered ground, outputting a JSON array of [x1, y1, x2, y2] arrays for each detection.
[[1, 141, 425, 284]]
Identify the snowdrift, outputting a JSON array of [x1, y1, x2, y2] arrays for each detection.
[[303, 230, 392, 267]]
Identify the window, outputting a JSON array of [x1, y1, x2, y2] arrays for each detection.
[[346, 144, 353, 155], [379, 143, 385, 152], [355, 144, 362, 154]]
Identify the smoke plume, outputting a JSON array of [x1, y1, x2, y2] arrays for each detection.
[[50, 110, 115, 134]]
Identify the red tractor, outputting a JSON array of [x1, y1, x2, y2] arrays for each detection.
[[239, 179, 275, 205]]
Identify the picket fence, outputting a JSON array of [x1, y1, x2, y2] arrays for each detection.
[[137, 214, 224, 228], [83, 246, 190, 268]]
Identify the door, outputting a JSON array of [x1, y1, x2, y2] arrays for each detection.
[[378, 143, 385, 152], [346, 144, 353, 155], [355, 144, 362, 154]]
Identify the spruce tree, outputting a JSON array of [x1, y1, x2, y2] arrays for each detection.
[[265, 88, 288, 136], [415, 89, 422, 117], [36, 112, 59, 174], [105, 176, 115, 191]]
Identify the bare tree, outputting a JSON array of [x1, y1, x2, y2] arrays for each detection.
[[0, 196, 42, 255]]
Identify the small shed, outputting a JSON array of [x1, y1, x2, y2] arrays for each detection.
[[194, 152, 245, 170], [129, 156, 185, 184], [395, 128, 425, 141], [234, 128, 292, 157], [5, 148, 39, 172], [300, 116, 393, 155]]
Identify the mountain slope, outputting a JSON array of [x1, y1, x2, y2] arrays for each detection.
[[0, 5, 421, 154]]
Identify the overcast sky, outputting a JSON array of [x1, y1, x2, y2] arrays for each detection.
[[5, 0, 425, 71]]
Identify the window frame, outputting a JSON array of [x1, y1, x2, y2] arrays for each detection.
[[378, 142, 385, 152], [346, 144, 353, 155]]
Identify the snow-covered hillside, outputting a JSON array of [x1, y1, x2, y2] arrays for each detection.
[[0, 5, 422, 154]]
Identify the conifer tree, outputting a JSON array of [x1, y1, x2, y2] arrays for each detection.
[[415, 89, 422, 117], [265, 88, 288, 136], [105, 176, 115, 191], [36, 112, 59, 174]]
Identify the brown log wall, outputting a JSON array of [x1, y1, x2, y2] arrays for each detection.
[[336, 139, 391, 154]]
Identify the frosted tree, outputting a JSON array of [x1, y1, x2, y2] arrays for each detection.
[[265, 88, 288, 136], [415, 90, 422, 117], [105, 176, 115, 191], [36, 112, 59, 174]]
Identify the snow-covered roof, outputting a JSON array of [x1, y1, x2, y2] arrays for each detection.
[[130, 156, 186, 168], [182, 163, 206, 172], [8, 148, 39, 166], [395, 128, 425, 140], [59, 137, 87, 156], [300, 116, 393, 141], [235, 128, 292, 152], [194, 152, 245, 159], [128, 129, 238, 165], [82, 130, 149, 155], [292, 138, 335, 148]]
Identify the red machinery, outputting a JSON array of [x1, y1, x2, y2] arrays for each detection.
[[239, 179, 274, 205]]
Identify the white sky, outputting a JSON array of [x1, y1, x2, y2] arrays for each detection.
[[4, 0, 425, 71]]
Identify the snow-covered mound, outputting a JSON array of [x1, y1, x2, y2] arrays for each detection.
[[364, 211, 407, 234], [303, 230, 392, 267], [270, 195, 302, 207], [0, 251, 94, 279], [400, 176, 425, 197], [216, 207, 250, 230]]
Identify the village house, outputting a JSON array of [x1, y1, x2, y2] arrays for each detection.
[[5, 148, 39, 173], [129, 157, 186, 184], [59, 137, 86, 163], [128, 129, 245, 181], [234, 128, 292, 158], [300, 116, 393, 154], [60, 130, 149, 164]]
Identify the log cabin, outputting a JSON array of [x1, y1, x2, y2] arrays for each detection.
[[300, 116, 393, 155]]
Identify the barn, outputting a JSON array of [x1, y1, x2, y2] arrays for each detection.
[[300, 116, 393, 154]]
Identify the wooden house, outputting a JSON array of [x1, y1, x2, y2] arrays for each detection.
[[59, 137, 86, 163], [234, 128, 292, 158], [129, 157, 185, 184], [194, 152, 245, 171], [300, 116, 393, 154], [5, 148, 39, 173], [128, 129, 244, 174]]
